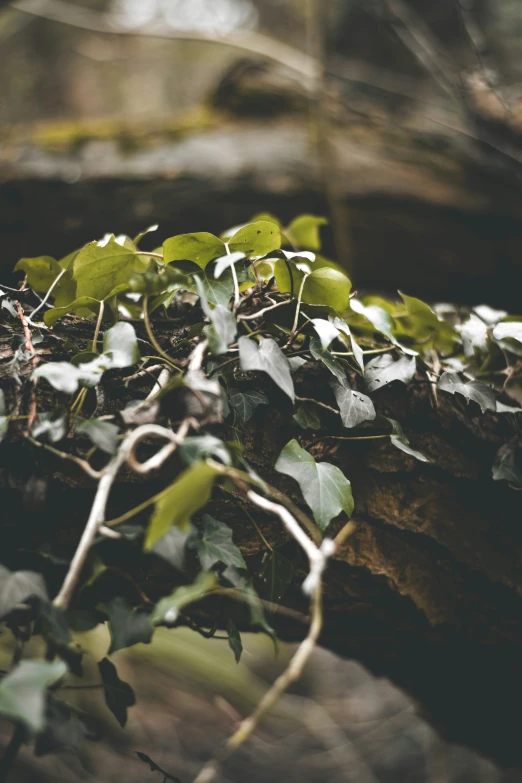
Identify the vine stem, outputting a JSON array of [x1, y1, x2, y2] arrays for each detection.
[[15, 296, 38, 432], [143, 296, 180, 369], [192, 488, 336, 783], [53, 422, 190, 609]]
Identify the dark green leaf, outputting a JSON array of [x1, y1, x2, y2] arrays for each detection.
[[178, 434, 232, 466], [35, 698, 88, 757], [0, 566, 47, 619], [386, 418, 429, 463], [364, 354, 416, 392], [293, 404, 321, 430], [107, 597, 153, 654], [330, 378, 376, 428], [98, 658, 136, 728], [309, 336, 346, 382], [0, 659, 67, 733], [260, 550, 296, 602], [152, 525, 195, 571], [228, 387, 268, 422], [275, 439, 354, 531], [239, 336, 294, 401], [144, 461, 220, 549], [438, 372, 496, 413], [193, 514, 246, 571], [227, 618, 243, 663]]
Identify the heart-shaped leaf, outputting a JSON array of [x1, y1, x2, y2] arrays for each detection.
[[238, 336, 294, 401], [0, 660, 67, 733], [330, 377, 376, 428], [438, 372, 496, 413], [98, 658, 135, 728]]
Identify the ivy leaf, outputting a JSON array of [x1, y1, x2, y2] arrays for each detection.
[[151, 572, 217, 626], [15, 256, 75, 307], [71, 236, 149, 302], [107, 597, 154, 654], [227, 618, 243, 663], [287, 215, 327, 250], [275, 439, 354, 531], [331, 318, 365, 373], [136, 752, 182, 782], [144, 461, 220, 549], [228, 221, 281, 257], [350, 299, 417, 355], [98, 658, 136, 728], [213, 251, 246, 279], [330, 377, 376, 428], [228, 387, 268, 422], [238, 336, 294, 401], [438, 372, 496, 413], [456, 314, 489, 357], [192, 514, 246, 571], [399, 292, 457, 354], [32, 357, 106, 394], [0, 659, 67, 733], [178, 434, 232, 466], [492, 322, 522, 346], [32, 408, 68, 444], [76, 420, 120, 455], [309, 336, 346, 382], [0, 566, 48, 619], [303, 268, 351, 312], [311, 318, 340, 350], [152, 525, 195, 571], [493, 444, 522, 487], [163, 232, 224, 268], [364, 354, 416, 392], [293, 404, 321, 430], [195, 276, 237, 355], [386, 418, 429, 463], [102, 322, 140, 368]]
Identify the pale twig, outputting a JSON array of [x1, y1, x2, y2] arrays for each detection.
[[238, 299, 292, 321], [296, 395, 339, 415], [27, 435, 102, 480], [26, 267, 67, 327], [53, 422, 190, 609], [91, 300, 105, 353], [146, 367, 171, 400]]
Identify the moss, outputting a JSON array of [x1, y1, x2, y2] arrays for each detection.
[[0, 106, 221, 154]]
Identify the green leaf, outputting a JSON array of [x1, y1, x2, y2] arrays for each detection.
[[178, 434, 232, 466], [330, 378, 376, 428], [303, 267, 351, 312], [144, 461, 220, 549], [311, 318, 340, 350], [15, 256, 75, 306], [238, 336, 294, 401], [152, 525, 195, 571], [227, 618, 242, 663], [386, 418, 429, 463], [0, 659, 67, 733], [364, 354, 416, 392], [43, 286, 128, 326], [135, 752, 182, 782], [71, 236, 149, 302], [438, 372, 496, 413], [349, 299, 417, 355], [107, 597, 154, 654], [102, 322, 140, 368], [275, 439, 354, 531], [228, 388, 268, 422], [163, 232, 224, 268], [193, 514, 246, 571], [98, 658, 135, 728], [293, 404, 321, 430], [309, 336, 346, 382], [76, 420, 120, 455], [151, 572, 217, 626], [195, 276, 237, 355], [228, 221, 281, 257], [287, 215, 327, 250], [398, 292, 457, 354], [0, 566, 48, 619], [32, 358, 105, 394], [493, 445, 522, 487]]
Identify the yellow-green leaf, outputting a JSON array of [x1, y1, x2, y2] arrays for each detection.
[[287, 215, 327, 250], [144, 461, 220, 549], [229, 221, 281, 257], [163, 232, 224, 269], [70, 237, 149, 302]]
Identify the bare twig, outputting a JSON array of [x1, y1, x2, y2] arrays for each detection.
[[53, 422, 190, 609], [15, 297, 38, 431]]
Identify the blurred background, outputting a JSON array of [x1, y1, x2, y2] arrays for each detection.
[[3, 1, 522, 304], [3, 1, 522, 780]]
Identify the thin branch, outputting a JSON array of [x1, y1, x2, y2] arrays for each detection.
[[26, 267, 67, 327], [53, 422, 190, 609], [238, 298, 292, 321], [27, 435, 102, 479], [91, 300, 105, 353], [296, 395, 339, 415]]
